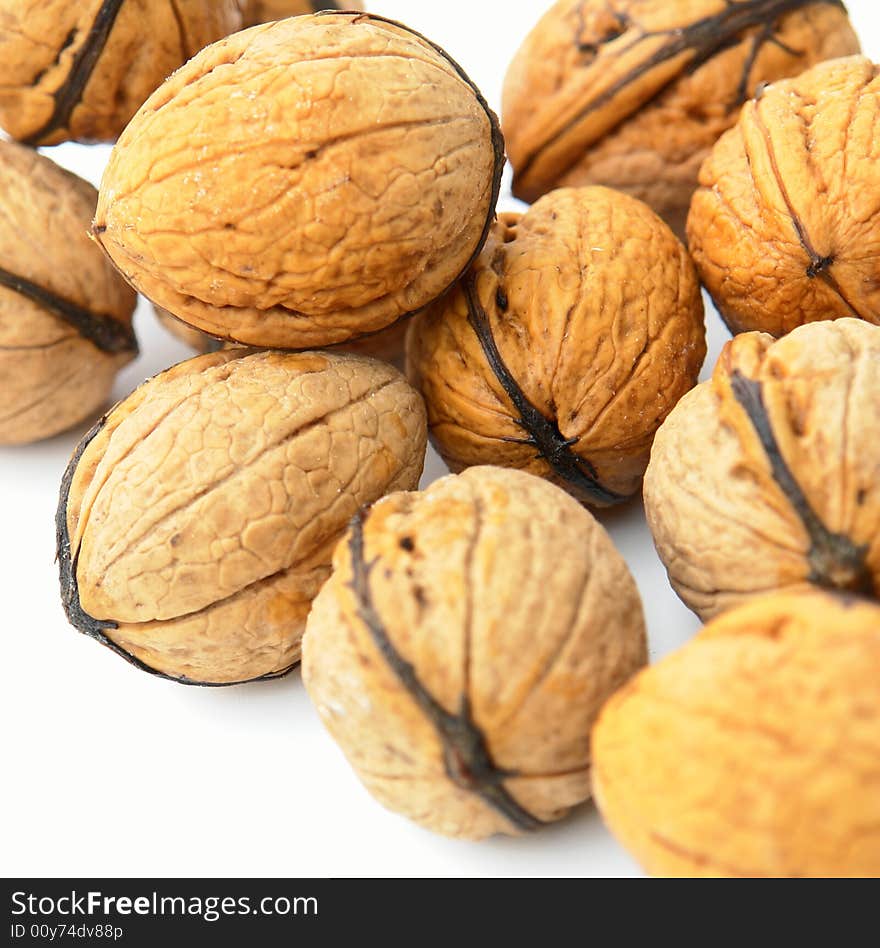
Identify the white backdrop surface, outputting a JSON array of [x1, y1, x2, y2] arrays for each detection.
[[2, 0, 878, 878]]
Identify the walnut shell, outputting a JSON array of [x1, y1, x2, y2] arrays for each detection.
[[0, 0, 242, 145], [592, 589, 880, 877], [0, 142, 137, 445], [241, 0, 363, 27], [93, 13, 504, 349], [154, 306, 225, 354], [688, 56, 880, 336], [644, 318, 880, 621], [302, 465, 647, 839], [406, 187, 705, 505], [56, 348, 427, 685], [503, 0, 859, 237]]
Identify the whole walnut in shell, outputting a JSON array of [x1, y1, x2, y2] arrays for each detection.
[[302, 466, 647, 840], [688, 56, 880, 336], [57, 349, 427, 685], [94, 13, 504, 350], [406, 187, 705, 505], [502, 0, 859, 237], [592, 589, 880, 877], [0, 0, 242, 145], [0, 142, 136, 445], [644, 318, 880, 622], [241, 0, 363, 27]]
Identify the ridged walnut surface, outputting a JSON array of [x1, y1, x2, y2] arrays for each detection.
[[406, 187, 705, 505], [0, 0, 242, 145], [94, 13, 503, 349], [503, 0, 859, 237], [57, 349, 427, 685], [0, 142, 136, 445], [303, 466, 647, 839], [241, 1, 363, 27], [688, 56, 880, 336], [592, 589, 880, 877], [644, 319, 880, 621]]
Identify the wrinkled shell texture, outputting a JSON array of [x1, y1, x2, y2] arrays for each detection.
[[95, 14, 503, 349], [688, 56, 880, 337], [0, 141, 136, 445], [0, 0, 242, 145], [406, 187, 705, 505], [242, 0, 363, 27], [303, 466, 647, 840], [592, 589, 880, 877], [59, 349, 427, 684], [502, 0, 859, 236], [644, 318, 880, 621]]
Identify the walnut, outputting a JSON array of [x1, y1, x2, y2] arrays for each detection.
[[0, 0, 242, 145], [154, 306, 225, 354], [592, 588, 880, 877], [302, 465, 647, 839], [0, 142, 137, 445], [502, 0, 859, 237], [644, 318, 880, 622], [241, 1, 363, 27], [93, 13, 504, 349], [56, 348, 427, 685], [405, 187, 705, 505], [688, 56, 880, 337]]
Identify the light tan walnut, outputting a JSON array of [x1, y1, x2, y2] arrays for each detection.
[[0, 141, 136, 445], [93, 13, 504, 349], [406, 187, 705, 505], [241, 1, 363, 28], [592, 589, 880, 877], [303, 466, 647, 839], [644, 318, 880, 621], [56, 349, 427, 685], [503, 0, 859, 238], [0, 0, 242, 145], [688, 56, 880, 336]]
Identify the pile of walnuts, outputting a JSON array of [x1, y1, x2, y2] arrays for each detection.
[[2, 2, 879, 876]]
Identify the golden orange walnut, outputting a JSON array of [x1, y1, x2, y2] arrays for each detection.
[[94, 13, 504, 350], [503, 0, 859, 237], [592, 589, 880, 877], [406, 187, 705, 505], [688, 56, 880, 336]]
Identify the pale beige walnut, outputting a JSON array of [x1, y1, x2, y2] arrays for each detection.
[[56, 349, 427, 685], [93, 13, 504, 349], [592, 589, 880, 878], [241, 1, 363, 27], [644, 318, 880, 621], [503, 0, 859, 238], [688, 56, 880, 336], [0, 141, 136, 445], [406, 187, 705, 505], [0, 0, 242, 145], [155, 303, 407, 368], [302, 466, 647, 839]]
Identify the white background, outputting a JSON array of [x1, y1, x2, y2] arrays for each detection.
[[2, 1, 877, 879]]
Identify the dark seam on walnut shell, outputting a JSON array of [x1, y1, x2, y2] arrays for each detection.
[[0, 265, 137, 356], [54, 362, 295, 689], [22, 0, 127, 146], [463, 275, 625, 506], [730, 370, 873, 594], [347, 509, 545, 832], [516, 0, 844, 184], [750, 103, 864, 317]]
